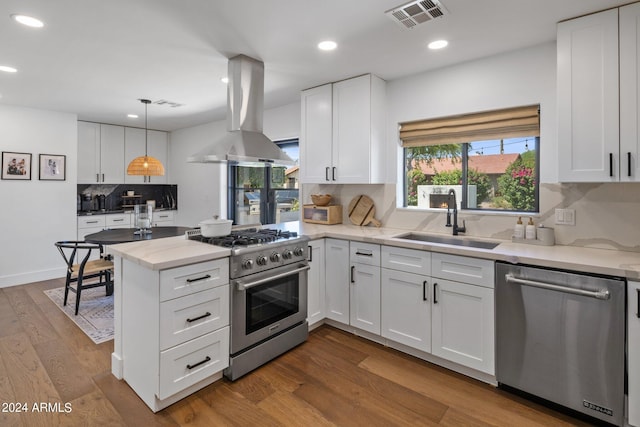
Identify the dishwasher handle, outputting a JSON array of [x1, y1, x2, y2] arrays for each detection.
[[505, 274, 610, 300]]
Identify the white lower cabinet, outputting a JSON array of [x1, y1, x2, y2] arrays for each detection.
[[350, 242, 381, 335], [431, 277, 494, 374], [629, 281, 640, 427], [122, 257, 229, 412], [153, 210, 175, 226], [325, 239, 350, 323], [381, 268, 431, 352], [431, 253, 495, 375], [307, 239, 326, 327], [379, 246, 495, 376], [350, 261, 381, 334]]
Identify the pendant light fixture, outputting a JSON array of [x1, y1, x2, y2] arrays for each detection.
[[126, 99, 165, 177]]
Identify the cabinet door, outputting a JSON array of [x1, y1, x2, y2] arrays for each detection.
[[432, 278, 494, 374], [300, 84, 333, 183], [620, 3, 640, 182], [629, 281, 640, 426], [332, 75, 372, 183], [350, 262, 380, 334], [124, 127, 146, 184], [381, 269, 430, 352], [324, 239, 350, 323], [78, 121, 101, 184], [557, 9, 620, 182], [147, 130, 168, 184], [100, 124, 125, 183], [307, 239, 326, 327]]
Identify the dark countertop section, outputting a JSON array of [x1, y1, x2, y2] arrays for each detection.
[[84, 226, 191, 244], [77, 208, 177, 216]]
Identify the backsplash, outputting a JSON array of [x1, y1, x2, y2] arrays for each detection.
[[77, 184, 178, 213], [302, 182, 640, 253]]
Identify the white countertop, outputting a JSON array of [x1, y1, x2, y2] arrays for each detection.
[[109, 235, 230, 270], [298, 222, 640, 279], [107, 221, 640, 279]]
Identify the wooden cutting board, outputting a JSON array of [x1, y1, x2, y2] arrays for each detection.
[[348, 195, 381, 227]]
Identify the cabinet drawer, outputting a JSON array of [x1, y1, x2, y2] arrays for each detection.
[[160, 259, 229, 302], [78, 215, 106, 229], [350, 242, 380, 266], [153, 211, 175, 222], [431, 253, 494, 288], [106, 213, 130, 227], [382, 245, 431, 276], [158, 326, 229, 400], [160, 286, 229, 350]]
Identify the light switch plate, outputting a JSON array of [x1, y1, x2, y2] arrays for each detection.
[[555, 208, 576, 225]]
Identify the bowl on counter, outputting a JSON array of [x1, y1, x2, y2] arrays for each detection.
[[311, 194, 332, 206]]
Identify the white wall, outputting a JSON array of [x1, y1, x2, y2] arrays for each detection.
[[0, 105, 78, 288], [386, 41, 557, 183], [169, 101, 301, 227]]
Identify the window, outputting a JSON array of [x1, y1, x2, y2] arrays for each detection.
[[227, 139, 299, 225], [401, 105, 540, 212]]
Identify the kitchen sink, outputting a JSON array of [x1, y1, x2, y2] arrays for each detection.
[[394, 233, 500, 250]]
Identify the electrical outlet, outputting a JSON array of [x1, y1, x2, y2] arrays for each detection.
[[555, 208, 576, 225]]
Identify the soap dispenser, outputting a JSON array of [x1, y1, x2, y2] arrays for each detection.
[[514, 217, 524, 239], [525, 217, 536, 240]]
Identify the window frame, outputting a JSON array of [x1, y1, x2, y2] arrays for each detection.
[[402, 136, 540, 213]]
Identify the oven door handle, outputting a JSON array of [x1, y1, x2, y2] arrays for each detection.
[[234, 264, 310, 291]]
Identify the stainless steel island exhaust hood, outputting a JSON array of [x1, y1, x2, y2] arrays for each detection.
[[188, 54, 294, 165]]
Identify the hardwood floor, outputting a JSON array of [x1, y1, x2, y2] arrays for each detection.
[[0, 278, 595, 427]]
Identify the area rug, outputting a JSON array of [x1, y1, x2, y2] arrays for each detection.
[[44, 286, 114, 344]]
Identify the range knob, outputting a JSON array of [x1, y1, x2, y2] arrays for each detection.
[[256, 255, 268, 266], [270, 252, 282, 262], [242, 258, 254, 270], [293, 247, 304, 257], [282, 249, 293, 260]]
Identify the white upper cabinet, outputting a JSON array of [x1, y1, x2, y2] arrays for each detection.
[[620, 2, 640, 182], [124, 128, 168, 184], [300, 74, 387, 184], [300, 84, 333, 183], [78, 122, 125, 184], [558, 5, 640, 182]]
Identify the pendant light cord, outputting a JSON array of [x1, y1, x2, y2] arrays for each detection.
[[141, 98, 151, 157]]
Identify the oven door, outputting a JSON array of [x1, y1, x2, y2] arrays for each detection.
[[230, 262, 309, 354]]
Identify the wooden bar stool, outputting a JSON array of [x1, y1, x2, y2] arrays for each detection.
[[55, 241, 114, 315]]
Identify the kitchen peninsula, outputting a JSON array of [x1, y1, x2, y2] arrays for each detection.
[[108, 236, 230, 411], [107, 221, 640, 415]]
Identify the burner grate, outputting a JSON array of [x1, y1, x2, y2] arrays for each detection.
[[187, 227, 298, 248]]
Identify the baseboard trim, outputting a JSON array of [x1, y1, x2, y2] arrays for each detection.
[[0, 267, 66, 288]]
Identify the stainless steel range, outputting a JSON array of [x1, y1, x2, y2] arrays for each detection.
[[188, 227, 310, 380]]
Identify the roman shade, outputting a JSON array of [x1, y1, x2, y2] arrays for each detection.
[[400, 105, 540, 147]]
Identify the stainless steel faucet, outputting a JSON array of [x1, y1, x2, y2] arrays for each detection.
[[445, 189, 466, 235]]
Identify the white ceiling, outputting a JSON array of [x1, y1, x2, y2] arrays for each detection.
[[0, 0, 631, 131]]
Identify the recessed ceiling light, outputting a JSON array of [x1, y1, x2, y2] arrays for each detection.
[[221, 77, 229, 84], [428, 40, 448, 50], [318, 40, 337, 51], [11, 14, 44, 28], [0, 65, 17, 73], [127, 114, 138, 119]]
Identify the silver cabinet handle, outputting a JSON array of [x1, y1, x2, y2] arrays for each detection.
[[505, 274, 610, 300], [235, 265, 310, 291]]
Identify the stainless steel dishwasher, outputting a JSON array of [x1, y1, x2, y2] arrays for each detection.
[[495, 262, 625, 426]]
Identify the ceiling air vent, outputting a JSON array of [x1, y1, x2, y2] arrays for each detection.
[[153, 99, 185, 108], [385, 0, 448, 29]]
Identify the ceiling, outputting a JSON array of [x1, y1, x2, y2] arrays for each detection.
[[0, 0, 631, 132]]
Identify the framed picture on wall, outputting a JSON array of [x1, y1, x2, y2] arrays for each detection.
[[39, 154, 66, 181], [1, 151, 32, 180]]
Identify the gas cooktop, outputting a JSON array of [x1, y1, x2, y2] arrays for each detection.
[[187, 227, 300, 248]]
